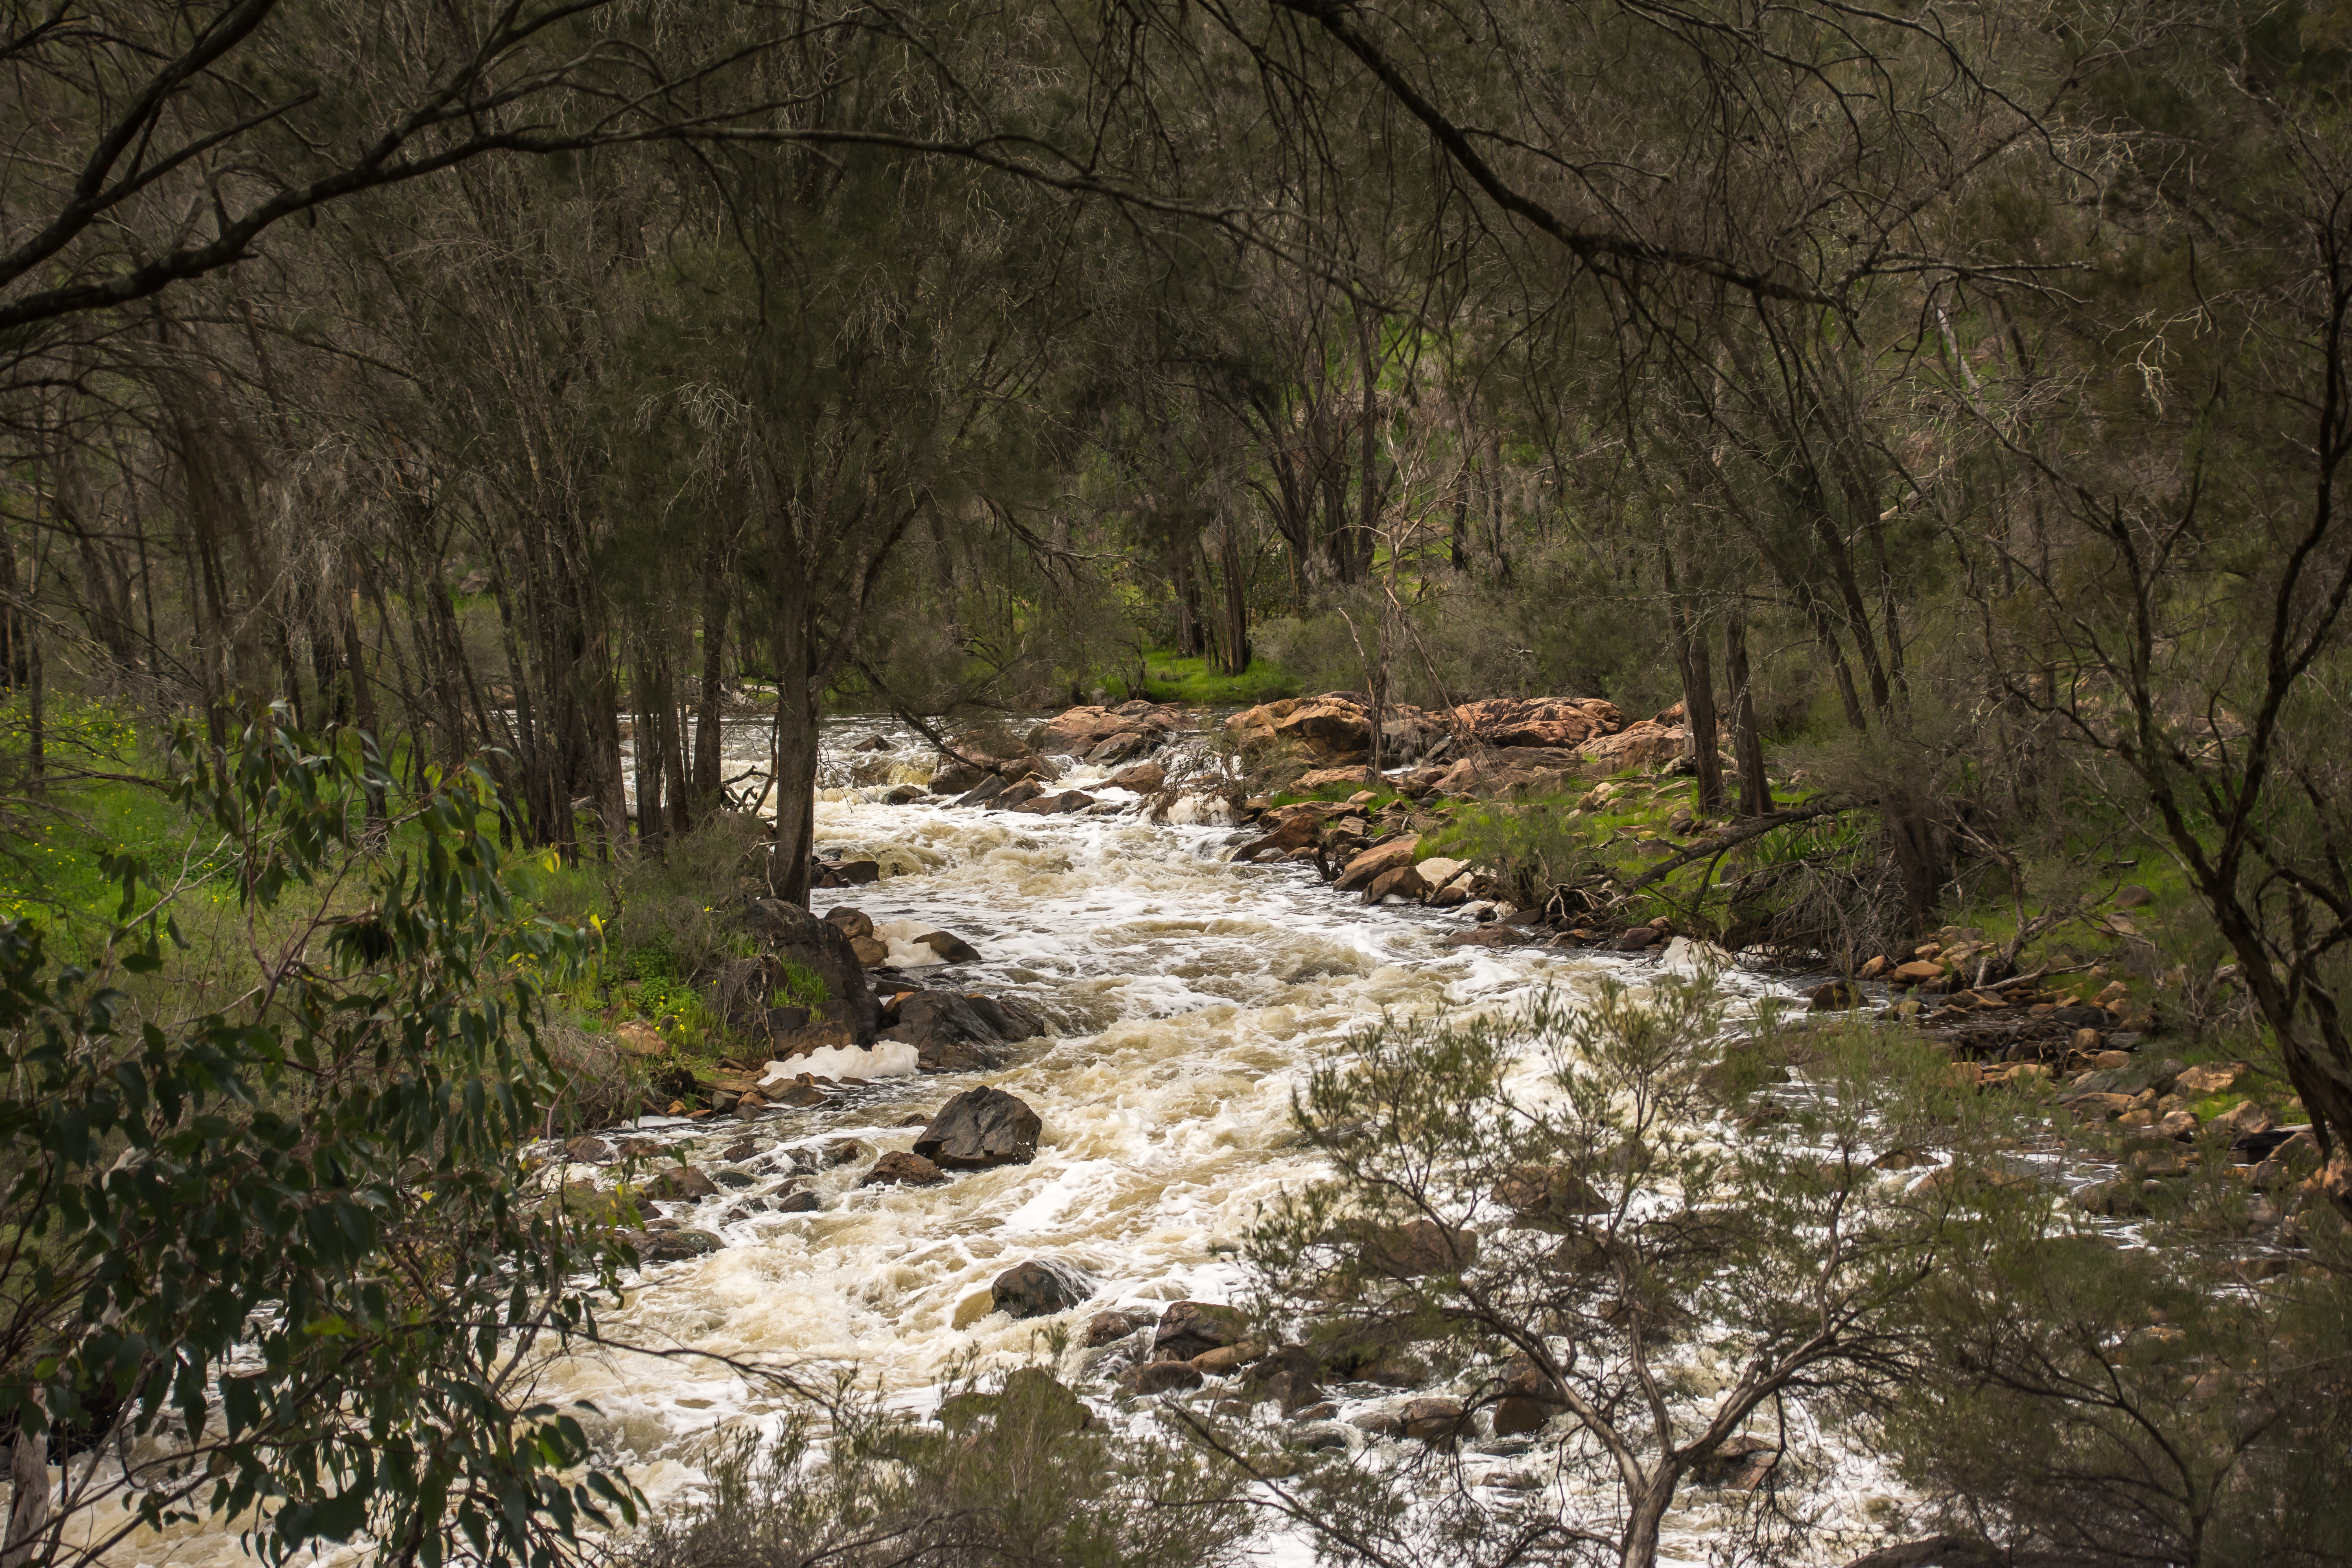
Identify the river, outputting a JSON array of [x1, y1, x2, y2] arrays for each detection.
[[528, 714, 1850, 1564], [109, 713, 1879, 1568]]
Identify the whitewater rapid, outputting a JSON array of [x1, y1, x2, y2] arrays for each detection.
[[515, 718, 1817, 1548], [99, 715, 1880, 1568]]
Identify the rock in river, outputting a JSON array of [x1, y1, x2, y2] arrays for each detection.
[[913, 1087, 1041, 1168], [861, 1150, 946, 1187], [644, 1166, 718, 1201], [1335, 835, 1419, 892], [629, 1228, 721, 1262], [1154, 1300, 1248, 1361], [992, 1259, 1091, 1319], [750, 898, 879, 1041]]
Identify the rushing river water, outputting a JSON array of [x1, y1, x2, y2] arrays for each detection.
[[110, 714, 1880, 1568], [530, 715, 1844, 1562]]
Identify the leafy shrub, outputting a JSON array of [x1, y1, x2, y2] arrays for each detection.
[[1421, 796, 1595, 905], [0, 709, 636, 1568], [626, 1368, 1250, 1568]]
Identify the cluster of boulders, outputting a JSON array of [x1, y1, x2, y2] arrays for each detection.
[[1780, 919, 2326, 1213], [1225, 692, 1692, 791], [2055, 1055, 2321, 1216], [618, 901, 1052, 1121], [1226, 789, 1673, 954], [926, 700, 1189, 798], [553, 1083, 1047, 1258]]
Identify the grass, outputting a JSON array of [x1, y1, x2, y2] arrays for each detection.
[[1110, 650, 1297, 707]]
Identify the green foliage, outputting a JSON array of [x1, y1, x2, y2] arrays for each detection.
[[1887, 1161, 2352, 1563], [1239, 981, 1983, 1568], [1419, 797, 1594, 905], [774, 960, 830, 1010], [0, 708, 636, 1568], [625, 1368, 1252, 1568], [1112, 650, 1298, 706]]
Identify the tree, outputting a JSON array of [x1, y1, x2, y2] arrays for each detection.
[[1228, 980, 1967, 1568], [1950, 19, 2352, 1216], [1884, 1173, 2352, 1567], [0, 710, 637, 1568]]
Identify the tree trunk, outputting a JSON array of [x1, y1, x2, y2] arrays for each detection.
[[1806, 600, 1870, 731], [2, 1417, 46, 1568], [1663, 549, 1723, 815], [693, 541, 730, 820], [1167, 525, 1207, 657], [1723, 607, 1770, 816], [1620, 1470, 1679, 1568], [0, 528, 26, 688], [767, 580, 821, 906], [341, 590, 387, 840], [1215, 516, 1251, 676], [664, 675, 692, 839], [1354, 302, 1384, 584]]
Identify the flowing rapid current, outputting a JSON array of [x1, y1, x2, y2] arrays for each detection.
[[111, 715, 1886, 1568]]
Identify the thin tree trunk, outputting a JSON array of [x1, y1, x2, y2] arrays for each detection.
[[1806, 601, 1869, 731], [2, 1402, 49, 1568], [1663, 549, 1723, 815], [1167, 525, 1206, 657], [341, 590, 387, 838], [693, 540, 730, 820], [1723, 606, 1769, 817], [1354, 303, 1383, 584], [664, 668, 692, 839], [768, 575, 821, 905], [1215, 516, 1250, 676]]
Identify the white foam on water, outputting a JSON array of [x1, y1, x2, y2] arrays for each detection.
[[102, 716, 1891, 1568], [761, 1041, 920, 1083]]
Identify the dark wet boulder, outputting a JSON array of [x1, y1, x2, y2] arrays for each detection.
[[940, 1367, 1094, 1434], [749, 899, 879, 1042], [914, 1087, 1042, 1168], [953, 774, 1008, 808], [630, 1229, 721, 1262], [645, 1167, 718, 1201], [1399, 1397, 1468, 1443], [962, 993, 1046, 1043], [1084, 1310, 1141, 1347], [1444, 925, 1531, 949], [1362, 1218, 1480, 1279], [881, 991, 1013, 1072], [1244, 1345, 1325, 1415], [1121, 1361, 1204, 1395], [992, 1259, 1091, 1319], [1154, 1300, 1248, 1362], [917, 929, 982, 964], [861, 1150, 947, 1187]]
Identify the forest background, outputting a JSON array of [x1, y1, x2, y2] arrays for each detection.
[[8, 0, 2352, 1192], [4, 2, 2352, 1565]]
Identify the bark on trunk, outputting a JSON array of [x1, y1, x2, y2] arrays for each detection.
[[1723, 608, 1770, 817], [1354, 303, 1383, 585], [769, 683, 820, 908], [1620, 1470, 1679, 1568], [768, 579, 821, 905], [694, 545, 730, 820], [1663, 549, 1723, 815], [1215, 516, 1251, 676], [2, 1404, 48, 1568]]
